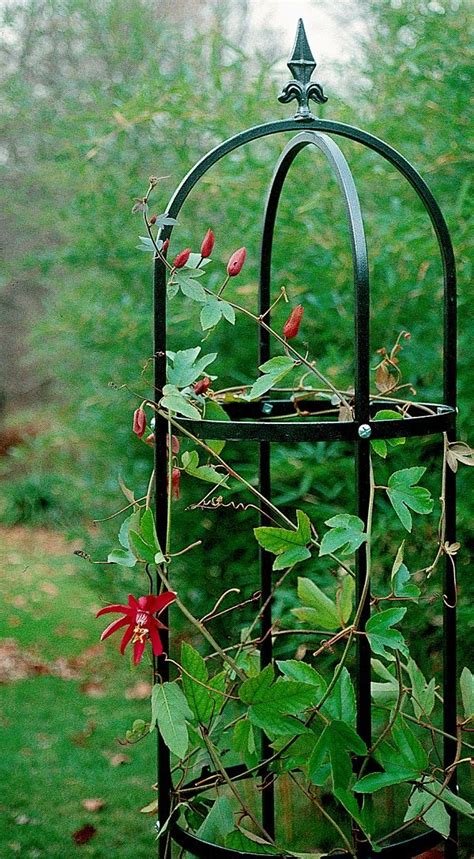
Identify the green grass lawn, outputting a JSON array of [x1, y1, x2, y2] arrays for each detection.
[[0, 527, 159, 858]]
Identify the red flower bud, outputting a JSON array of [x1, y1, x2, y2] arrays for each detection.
[[193, 377, 211, 395], [227, 247, 246, 277], [200, 228, 215, 258], [403, 331, 411, 340], [172, 248, 191, 269], [283, 304, 304, 339], [171, 467, 181, 500], [149, 214, 157, 225], [169, 434, 180, 454], [133, 407, 147, 438], [161, 238, 170, 254], [145, 432, 179, 452]]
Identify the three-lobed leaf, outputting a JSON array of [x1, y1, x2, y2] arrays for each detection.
[[319, 514, 367, 556], [366, 607, 408, 659], [254, 510, 312, 570], [386, 467, 433, 532]]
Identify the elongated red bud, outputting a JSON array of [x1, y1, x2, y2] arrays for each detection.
[[133, 407, 147, 438], [193, 377, 211, 395], [227, 247, 246, 277], [200, 228, 215, 258], [283, 304, 304, 339], [161, 238, 170, 254], [149, 214, 157, 225], [172, 248, 191, 269], [171, 467, 181, 500]]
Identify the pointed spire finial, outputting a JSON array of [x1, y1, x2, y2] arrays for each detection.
[[278, 19, 327, 120]]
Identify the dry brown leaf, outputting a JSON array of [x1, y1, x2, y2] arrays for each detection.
[[81, 798, 106, 813], [72, 824, 97, 845], [125, 680, 152, 700]]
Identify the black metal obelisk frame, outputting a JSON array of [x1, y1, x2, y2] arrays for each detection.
[[153, 19, 457, 859]]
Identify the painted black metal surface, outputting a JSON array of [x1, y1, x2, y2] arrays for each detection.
[[153, 18, 457, 859]]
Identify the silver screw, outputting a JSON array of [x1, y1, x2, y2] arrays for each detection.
[[261, 402, 273, 415], [358, 424, 372, 439]]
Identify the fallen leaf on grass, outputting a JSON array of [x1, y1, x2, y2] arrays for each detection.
[[125, 680, 152, 700], [81, 798, 106, 812], [40, 581, 59, 596], [73, 824, 97, 845], [71, 720, 97, 747], [80, 681, 106, 697], [108, 753, 130, 767], [140, 799, 159, 814]]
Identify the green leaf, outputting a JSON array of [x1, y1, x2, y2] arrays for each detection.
[[354, 770, 419, 793], [259, 356, 295, 374], [161, 386, 201, 420], [231, 719, 258, 769], [225, 830, 278, 854], [407, 658, 435, 718], [118, 509, 140, 550], [308, 721, 366, 791], [220, 301, 235, 324], [371, 410, 405, 458], [337, 574, 355, 623], [366, 607, 408, 659], [173, 270, 206, 302], [247, 355, 295, 401], [200, 300, 223, 331], [239, 664, 275, 705], [240, 668, 315, 736], [277, 660, 327, 698], [140, 508, 160, 553], [181, 450, 228, 485], [460, 666, 474, 720], [181, 642, 214, 723], [390, 715, 428, 771], [196, 796, 234, 845], [129, 530, 156, 563], [404, 785, 451, 837], [319, 514, 367, 556], [273, 545, 311, 570], [321, 667, 356, 726], [203, 399, 230, 455], [292, 577, 341, 630], [391, 542, 420, 599], [248, 679, 315, 736], [150, 682, 192, 759], [136, 236, 155, 252], [386, 467, 433, 532], [107, 547, 137, 567], [254, 510, 312, 571], [166, 348, 217, 388], [434, 782, 473, 817]]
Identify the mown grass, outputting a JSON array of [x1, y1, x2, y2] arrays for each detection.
[[0, 528, 158, 858]]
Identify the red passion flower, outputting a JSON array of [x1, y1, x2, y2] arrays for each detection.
[[97, 592, 176, 664]]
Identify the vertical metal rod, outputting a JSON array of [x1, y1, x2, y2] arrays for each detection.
[[443, 459, 457, 858], [442, 213, 458, 859], [258, 209, 275, 839], [154, 253, 172, 859]]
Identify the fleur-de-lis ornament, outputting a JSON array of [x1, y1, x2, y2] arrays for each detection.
[[278, 19, 327, 120]]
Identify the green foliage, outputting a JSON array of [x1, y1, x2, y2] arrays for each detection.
[[366, 607, 408, 659], [254, 510, 312, 570], [150, 682, 192, 758], [319, 514, 367, 556], [386, 468, 433, 531]]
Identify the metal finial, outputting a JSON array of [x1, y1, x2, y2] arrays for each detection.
[[278, 19, 327, 120]]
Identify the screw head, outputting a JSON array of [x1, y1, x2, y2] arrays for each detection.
[[358, 423, 372, 439], [261, 402, 273, 415]]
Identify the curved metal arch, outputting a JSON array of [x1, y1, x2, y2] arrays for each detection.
[[259, 130, 370, 420], [154, 115, 456, 407]]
